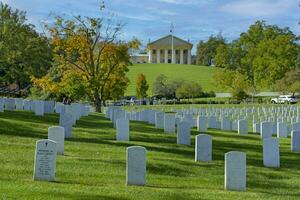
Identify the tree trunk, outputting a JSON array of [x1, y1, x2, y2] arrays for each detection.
[[94, 92, 102, 113]]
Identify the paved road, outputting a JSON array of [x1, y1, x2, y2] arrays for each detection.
[[215, 92, 283, 98]]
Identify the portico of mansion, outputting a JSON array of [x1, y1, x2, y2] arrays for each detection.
[[147, 35, 193, 65]]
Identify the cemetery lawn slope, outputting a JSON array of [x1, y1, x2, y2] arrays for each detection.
[[1, 110, 299, 199], [126, 63, 219, 95]]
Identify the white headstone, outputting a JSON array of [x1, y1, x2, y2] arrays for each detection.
[[221, 117, 232, 131], [253, 123, 260, 133], [164, 114, 175, 134], [5, 98, 15, 111], [197, 116, 207, 132], [23, 100, 33, 111], [195, 134, 212, 162], [33, 139, 57, 181], [238, 120, 248, 135], [14, 98, 24, 110], [263, 138, 280, 168], [59, 113, 73, 138], [261, 122, 273, 139], [177, 121, 190, 145], [34, 100, 45, 116], [225, 151, 246, 191], [44, 101, 55, 114], [126, 146, 146, 186], [48, 126, 65, 155], [277, 122, 288, 138], [0, 98, 4, 112], [116, 118, 129, 141], [155, 112, 164, 129], [292, 123, 300, 132], [208, 116, 217, 129], [291, 130, 300, 152]]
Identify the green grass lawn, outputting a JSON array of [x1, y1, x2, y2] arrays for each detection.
[[126, 63, 219, 96], [1, 110, 300, 199]]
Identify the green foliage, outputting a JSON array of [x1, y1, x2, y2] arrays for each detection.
[[176, 81, 202, 99], [273, 69, 300, 95], [214, 21, 299, 92], [60, 73, 87, 101], [213, 69, 251, 100], [232, 90, 249, 102], [136, 73, 149, 98], [28, 86, 52, 100], [196, 34, 225, 66], [152, 74, 184, 99], [0, 3, 52, 88]]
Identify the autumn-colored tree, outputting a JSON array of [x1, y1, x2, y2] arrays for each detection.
[[136, 73, 149, 99], [35, 4, 140, 112]]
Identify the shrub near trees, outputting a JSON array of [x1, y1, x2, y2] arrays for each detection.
[[176, 82, 202, 99], [153, 74, 214, 100]]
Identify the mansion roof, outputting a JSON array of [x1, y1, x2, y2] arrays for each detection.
[[147, 35, 193, 50]]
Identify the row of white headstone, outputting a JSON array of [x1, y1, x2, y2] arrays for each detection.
[[0, 97, 91, 117], [106, 105, 300, 191]]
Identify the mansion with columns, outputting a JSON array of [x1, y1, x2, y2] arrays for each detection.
[[130, 35, 193, 65]]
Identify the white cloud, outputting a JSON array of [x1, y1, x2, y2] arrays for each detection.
[[220, 0, 296, 17]]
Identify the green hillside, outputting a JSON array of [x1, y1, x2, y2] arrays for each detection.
[[125, 63, 219, 96]]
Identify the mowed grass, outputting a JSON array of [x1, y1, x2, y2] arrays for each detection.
[[1, 110, 300, 199], [126, 63, 219, 96]]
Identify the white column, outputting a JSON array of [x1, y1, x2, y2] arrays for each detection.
[[148, 50, 152, 63], [180, 49, 184, 64], [172, 49, 175, 64], [164, 49, 168, 63], [187, 49, 191, 65], [157, 49, 161, 64]]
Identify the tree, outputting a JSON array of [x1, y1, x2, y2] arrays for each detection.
[[214, 21, 299, 93], [273, 69, 300, 95], [153, 74, 168, 97], [176, 81, 202, 99], [136, 73, 149, 99], [152, 74, 183, 99], [40, 4, 139, 112], [0, 3, 52, 89], [213, 69, 250, 94], [196, 34, 225, 66]]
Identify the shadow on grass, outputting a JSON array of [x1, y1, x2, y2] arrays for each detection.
[[0, 118, 47, 139], [0, 110, 59, 124]]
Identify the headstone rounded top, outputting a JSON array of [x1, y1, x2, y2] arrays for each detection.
[[127, 146, 146, 151], [48, 126, 65, 131], [178, 121, 190, 127], [36, 139, 57, 147], [225, 151, 246, 157], [197, 134, 212, 138]]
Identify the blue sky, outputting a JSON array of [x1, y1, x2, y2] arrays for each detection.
[[2, 0, 300, 52]]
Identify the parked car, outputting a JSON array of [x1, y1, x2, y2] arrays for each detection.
[[271, 95, 298, 104]]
